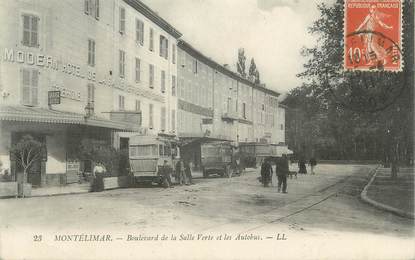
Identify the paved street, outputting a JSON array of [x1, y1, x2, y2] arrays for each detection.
[[1, 164, 414, 260]]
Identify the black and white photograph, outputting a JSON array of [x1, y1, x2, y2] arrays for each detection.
[[0, 0, 413, 259]]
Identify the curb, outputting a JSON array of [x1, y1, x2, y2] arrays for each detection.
[[360, 166, 415, 219]]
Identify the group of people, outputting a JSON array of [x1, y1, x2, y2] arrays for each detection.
[[260, 155, 318, 193], [297, 157, 317, 175], [260, 155, 290, 193], [159, 158, 193, 188]]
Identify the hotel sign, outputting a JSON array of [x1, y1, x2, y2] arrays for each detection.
[[48, 91, 61, 105]]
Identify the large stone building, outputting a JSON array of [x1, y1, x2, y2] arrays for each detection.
[[0, 0, 181, 186], [177, 40, 286, 168]]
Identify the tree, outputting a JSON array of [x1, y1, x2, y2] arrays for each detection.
[[248, 58, 261, 84], [237, 48, 247, 78], [10, 135, 43, 195]]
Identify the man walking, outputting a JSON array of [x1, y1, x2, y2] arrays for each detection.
[[184, 160, 193, 185], [309, 157, 317, 175], [277, 155, 289, 193], [175, 158, 185, 185], [260, 157, 272, 187]]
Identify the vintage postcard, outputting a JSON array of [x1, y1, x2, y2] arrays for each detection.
[[0, 0, 413, 259]]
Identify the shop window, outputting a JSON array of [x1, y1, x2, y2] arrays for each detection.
[[161, 70, 166, 93], [149, 64, 154, 88], [119, 50, 125, 78], [21, 68, 38, 106], [119, 7, 126, 34], [135, 19, 144, 45], [88, 39, 95, 67], [22, 14, 39, 48]]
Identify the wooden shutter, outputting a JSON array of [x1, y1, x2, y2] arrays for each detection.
[[161, 71, 165, 93], [21, 69, 31, 105], [161, 107, 166, 131], [139, 22, 144, 45], [149, 64, 154, 88], [95, 0, 100, 19]]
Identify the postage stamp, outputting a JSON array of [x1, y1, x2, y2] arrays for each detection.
[[344, 0, 403, 71]]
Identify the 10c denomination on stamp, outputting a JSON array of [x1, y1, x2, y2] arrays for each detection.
[[344, 0, 402, 71]]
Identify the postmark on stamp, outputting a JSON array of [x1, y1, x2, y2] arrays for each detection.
[[344, 0, 402, 71]]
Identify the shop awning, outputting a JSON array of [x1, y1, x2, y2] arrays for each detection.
[[0, 105, 141, 132]]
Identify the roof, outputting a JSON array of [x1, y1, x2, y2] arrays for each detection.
[[0, 106, 141, 132], [123, 0, 182, 39], [177, 40, 280, 97]]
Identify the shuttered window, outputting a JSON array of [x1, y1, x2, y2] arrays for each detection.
[[22, 14, 39, 47], [159, 35, 168, 59], [135, 58, 141, 82], [171, 109, 176, 131], [161, 70, 166, 93], [119, 7, 126, 34], [149, 104, 154, 129], [118, 95, 125, 110], [161, 107, 166, 131], [119, 50, 125, 78], [84, 0, 99, 19], [21, 69, 38, 106], [149, 28, 154, 51], [172, 44, 176, 64], [136, 19, 144, 46], [135, 100, 141, 111], [88, 39, 95, 66], [149, 64, 154, 88], [172, 75, 176, 96]]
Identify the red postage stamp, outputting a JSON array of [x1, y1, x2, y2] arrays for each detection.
[[344, 0, 402, 71]]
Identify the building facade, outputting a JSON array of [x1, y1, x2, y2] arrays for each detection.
[[0, 0, 181, 187], [177, 40, 286, 168]]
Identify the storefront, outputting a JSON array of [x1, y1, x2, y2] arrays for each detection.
[[0, 105, 141, 187]]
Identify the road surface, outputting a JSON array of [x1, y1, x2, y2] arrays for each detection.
[[0, 164, 413, 260]]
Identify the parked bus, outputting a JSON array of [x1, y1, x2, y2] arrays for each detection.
[[201, 142, 233, 178], [239, 142, 272, 168], [129, 135, 177, 186]]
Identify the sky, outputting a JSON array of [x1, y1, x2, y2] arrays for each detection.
[[141, 0, 326, 94]]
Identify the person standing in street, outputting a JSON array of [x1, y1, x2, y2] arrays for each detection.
[[260, 157, 273, 187], [175, 158, 185, 185], [277, 155, 289, 193], [184, 160, 193, 185], [160, 160, 173, 188], [92, 162, 106, 192], [298, 157, 307, 174], [309, 157, 317, 175]]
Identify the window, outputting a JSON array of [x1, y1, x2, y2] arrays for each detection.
[[161, 70, 166, 93], [21, 69, 38, 106], [135, 19, 144, 45], [118, 95, 125, 110], [149, 28, 154, 51], [172, 75, 176, 96], [119, 50, 125, 78], [159, 35, 168, 59], [22, 14, 39, 47], [149, 104, 154, 129], [171, 109, 176, 131], [172, 44, 176, 64], [135, 58, 141, 82], [192, 59, 198, 74], [242, 103, 246, 119], [179, 78, 185, 98], [160, 106, 166, 131], [135, 100, 140, 111], [149, 64, 154, 88], [88, 39, 95, 67], [84, 0, 99, 19], [87, 84, 95, 115], [119, 7, 126, 34]]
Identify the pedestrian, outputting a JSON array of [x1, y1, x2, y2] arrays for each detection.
[[184, 160, 193, 185], [159, 160, 173, 188], [298, 157, 307, 174], [309, 157, 317, 175], [175, 158, 185, 185], [260, 157, 273, 187], [92, 162, 105, 192], [277, 155, 289, 193]]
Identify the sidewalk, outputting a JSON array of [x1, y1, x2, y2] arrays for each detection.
[[31, 183, 91, 197], [361, 166, 414, 219]]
